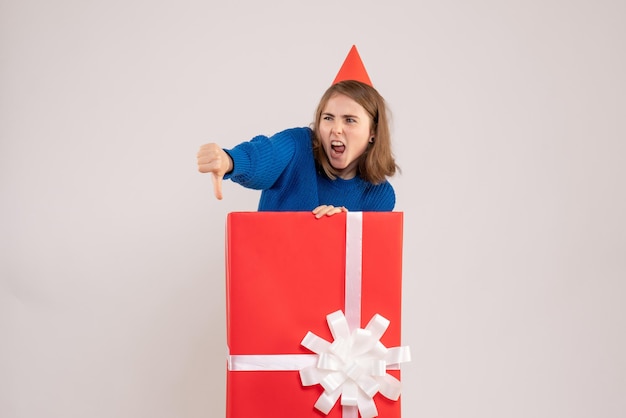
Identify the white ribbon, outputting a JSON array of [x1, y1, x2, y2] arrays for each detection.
[[228, 354, 318, 371], [299, 311, 411, 418], [228, 212, 410, 418], [344, 211, 363, 331]]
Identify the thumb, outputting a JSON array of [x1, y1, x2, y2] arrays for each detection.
[[211, 172, 224, 200]]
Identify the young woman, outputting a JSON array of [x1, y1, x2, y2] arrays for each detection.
[[197, 47, 398, 217]]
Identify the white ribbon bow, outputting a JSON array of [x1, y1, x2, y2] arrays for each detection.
[[299, 310, 411, 418]]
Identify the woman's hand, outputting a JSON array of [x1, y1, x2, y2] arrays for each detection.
[[197, 143, 233, 200], [312, 205, 348, 219]]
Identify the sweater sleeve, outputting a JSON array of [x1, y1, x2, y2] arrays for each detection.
[[223, 129, 297, 190]]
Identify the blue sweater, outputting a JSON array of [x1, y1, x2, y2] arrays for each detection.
[[223, 127, 395, 211]]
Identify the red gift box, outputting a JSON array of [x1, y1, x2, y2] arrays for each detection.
[[225, 212, 407, 418]]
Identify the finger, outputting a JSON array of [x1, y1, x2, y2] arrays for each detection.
[[198, 157, 223, 173], [212, 173, 224, 200], [198, 161, 215, 173], [197, 155, 217, 165], [325, 207, 343, 217], [314, 205, 342, 219], [312, 205, 328, 216]]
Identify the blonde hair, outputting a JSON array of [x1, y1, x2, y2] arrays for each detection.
[[311, 80, 397, 184]]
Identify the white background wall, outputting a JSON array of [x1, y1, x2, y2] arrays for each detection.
[[2, 1, 625, 417]]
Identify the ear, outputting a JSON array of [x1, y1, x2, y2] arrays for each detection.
[[369, 137, 375, 144]]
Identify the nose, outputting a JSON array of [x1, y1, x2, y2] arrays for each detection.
[[332, 122, 343, 135]]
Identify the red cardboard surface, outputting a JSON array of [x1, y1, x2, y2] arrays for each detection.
[[225, 212, 404, 417]]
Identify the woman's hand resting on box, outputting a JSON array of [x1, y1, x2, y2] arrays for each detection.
[[312, 205, 348, 219]]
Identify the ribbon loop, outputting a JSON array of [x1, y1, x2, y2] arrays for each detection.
[[386, 346, 412, 366], [327, 310, 351, 340], [301, 331, 331, 354], [315, 389, 341, 414], [356, 391, 378, 418], [341, 381, 358, 406], [351, 328, 377, 356], [365, 314, 390, 340], [377, 373, 403, 401]]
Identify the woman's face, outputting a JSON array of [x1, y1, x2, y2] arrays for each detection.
[[318, 93, 374, 179]]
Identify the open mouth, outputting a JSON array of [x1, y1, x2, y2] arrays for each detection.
[[331, 140, 345, 154]]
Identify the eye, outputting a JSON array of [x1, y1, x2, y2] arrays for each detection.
[[346, 117, 356, 123], [322, 115, 333, 121]]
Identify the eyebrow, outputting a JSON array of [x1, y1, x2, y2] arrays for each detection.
[[322, 112, 360, 120]]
